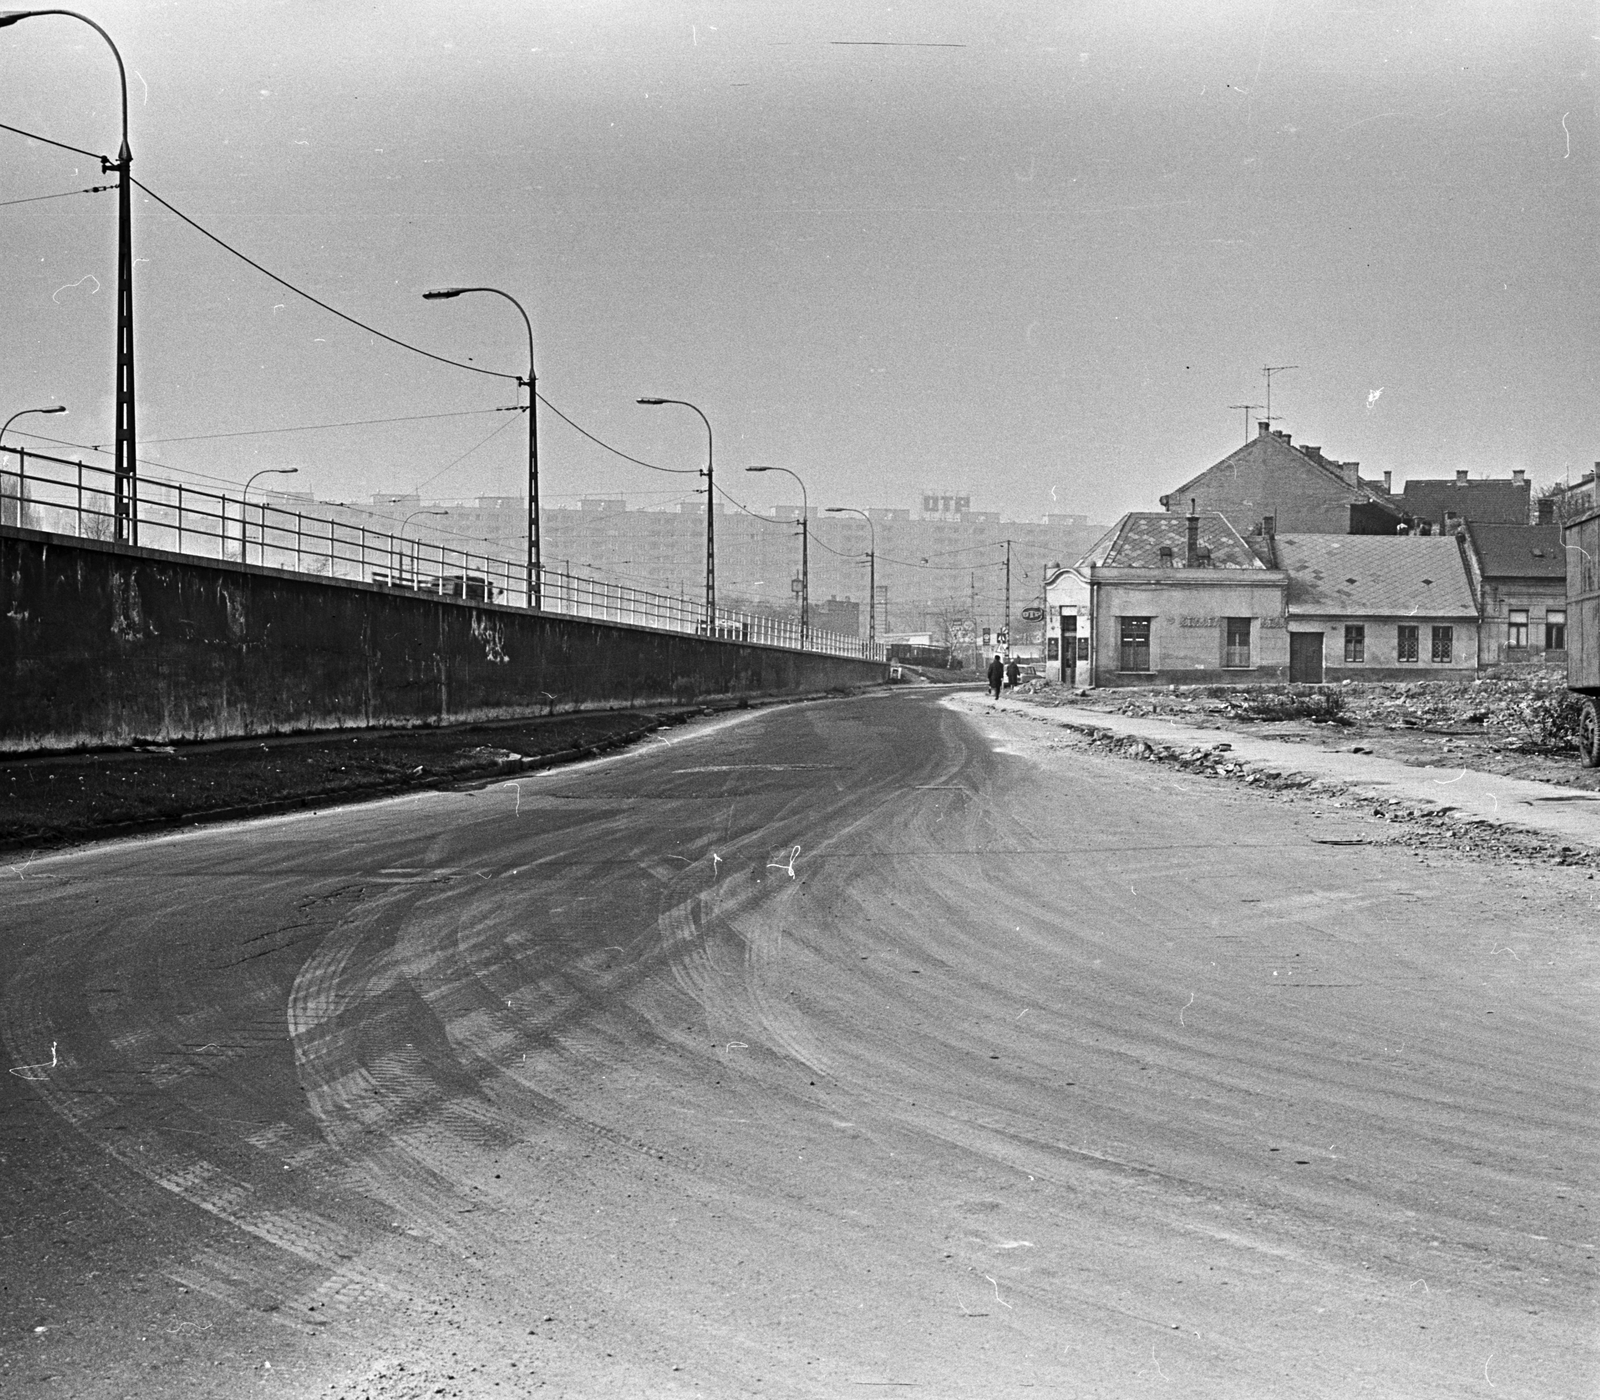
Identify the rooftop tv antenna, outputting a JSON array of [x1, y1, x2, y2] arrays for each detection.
[[1229, 402, 1264, 445], [1262, 365, 1298, 427]]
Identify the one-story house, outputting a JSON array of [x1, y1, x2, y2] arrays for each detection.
[[1045, 520, 1485, 688], [1044, 511, 1288, 687], [1273, 534, 1481, 682]]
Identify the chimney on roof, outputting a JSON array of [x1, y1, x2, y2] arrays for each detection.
[[1303, 445, 1321, 460], [1512, 469, 1525, 483], [1538, 496, 1556, 525], [1262, 514, 1275, 539], [1342, 462, 1359, 488], [1186, 501, 1201, 567], [1258, 420, 1272, 438], [1382, 470, 1392, 493], [1274, 430, 1291, 444], [1455, 469, 1468, 484]]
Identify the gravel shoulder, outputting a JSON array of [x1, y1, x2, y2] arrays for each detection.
[[948, 686, 1600, 864], [1011, 668, 1597, 792]]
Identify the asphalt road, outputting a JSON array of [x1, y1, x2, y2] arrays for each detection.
[[1, 689, 1594, 1398]]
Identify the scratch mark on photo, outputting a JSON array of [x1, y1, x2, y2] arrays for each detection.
[[53, 274, 100, 302]]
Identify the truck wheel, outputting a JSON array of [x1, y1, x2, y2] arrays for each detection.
[[1580, 697, 1600, 769]]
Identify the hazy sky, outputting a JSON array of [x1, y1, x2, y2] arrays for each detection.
[[2, 0, 1594, 531]]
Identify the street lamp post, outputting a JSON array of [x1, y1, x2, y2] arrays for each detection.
[[0, 403, 67, 450], [825, 506, 875, 650], [241, 467, 298, 564], [0, 10, 135, 544], [399, 508, 449, 590], [0, 404, 66, 530], [423, 287, 540, 609], [747, 465, 809, 649], [637, 398, 714, 628]]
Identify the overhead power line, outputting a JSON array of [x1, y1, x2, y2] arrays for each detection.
[[0, 183, 112, 210], [131, 176, 520, 384], [140, 407, 514, 446], [4, 121, 718, 486], [535, 393, 697, 475], [0, 118, 103, 161], [412, 414, 522, 493]]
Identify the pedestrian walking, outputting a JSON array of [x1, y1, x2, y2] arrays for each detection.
[[986, 653, 1005, 700], [1004, 656, 1021, 693]]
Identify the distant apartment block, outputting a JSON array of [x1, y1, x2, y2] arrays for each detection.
[[304, 490, 1102, 640]]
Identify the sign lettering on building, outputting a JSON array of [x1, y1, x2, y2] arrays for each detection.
[[1178, 614, 1285, 630]]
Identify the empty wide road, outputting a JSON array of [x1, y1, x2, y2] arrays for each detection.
[[1, 689, 1594, 1398]]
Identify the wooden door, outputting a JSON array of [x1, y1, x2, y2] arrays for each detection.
[[1289, 631, 1324, 684]]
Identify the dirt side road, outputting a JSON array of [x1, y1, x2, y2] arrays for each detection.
[[2, 691, 1594, 1398]]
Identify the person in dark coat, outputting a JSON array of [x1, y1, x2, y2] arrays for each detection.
[[986, 653, 1005, 699], [1004, 656, 1021, 692]]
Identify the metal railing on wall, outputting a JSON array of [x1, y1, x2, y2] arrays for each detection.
[[1, 447, 884, 662]]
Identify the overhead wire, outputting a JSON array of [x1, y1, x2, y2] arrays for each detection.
[[130, 176, 520, 384], [6, 121, 698, 483], [139, 407, 514, 446], [534, 392, 697, 475], [412, 414, 522, 493], [0, 118, 102, 162], [0, 183, 112, 210]]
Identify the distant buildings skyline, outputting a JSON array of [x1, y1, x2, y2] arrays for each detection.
[[265, 486, 1099, 641]]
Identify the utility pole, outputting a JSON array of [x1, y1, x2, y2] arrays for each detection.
[[1229, 402, 1264, 445], [1003, 539, 1012, 657], [1262, 366, 1298, 428], [970, 571, 979, 668], [0, 12, 136, 543]]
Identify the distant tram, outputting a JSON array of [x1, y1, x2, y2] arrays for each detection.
[[1563, 499, 1600, 765]]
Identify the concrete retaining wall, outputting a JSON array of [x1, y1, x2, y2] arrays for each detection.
[[0, 526, 887, 753]]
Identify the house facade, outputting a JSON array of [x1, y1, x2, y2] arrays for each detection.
[[1464, 522, 1567, 666], [1159, 421, 1405, 536], [1044, 512, 1289, 688], [1274, 534, 1481, 682], [1047, 522, 1486, 688]]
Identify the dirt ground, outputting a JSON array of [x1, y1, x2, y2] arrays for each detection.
[[1007, 665, 1600, 793], [0, 707, 721, 850], [4, 689, 1594, 1398]]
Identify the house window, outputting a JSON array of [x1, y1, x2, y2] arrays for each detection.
[[1344, 624, 1365, 663], [1546, 610, 1567, 651], [1119, 616, 1151, 672], [1224, 618, 1252, 668], [1431, 626, 1453, 663], [1398, 625, 1419, 663], [1507, 609, 1529, 648]]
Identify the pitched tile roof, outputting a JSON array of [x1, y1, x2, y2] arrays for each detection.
[[1276, 534, 1478, 617], [1465, 522, 1565, 580], [1078, 512, 1266, 569], [1400, 478, 1530, 527], [1164, 429, 1401, 520]]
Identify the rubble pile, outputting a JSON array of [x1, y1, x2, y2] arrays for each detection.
[[1070, 721, 1598, 868], [1082, 729, 1311, 785], [1340, 673, 1585, 750], [1222, 688, 1351, 725], [1039, 667, 1584, 753]]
